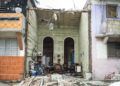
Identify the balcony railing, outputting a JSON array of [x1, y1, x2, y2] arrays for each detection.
[[0, 13, 25, 32], [101, 18, 120, 35]]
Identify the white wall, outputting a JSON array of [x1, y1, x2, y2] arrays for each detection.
[[79, 12, 89, 76]]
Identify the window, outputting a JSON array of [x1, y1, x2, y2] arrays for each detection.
[[0, 39, 19, 56], [107, 42, 120, 58], [106, 5, 117, 18]]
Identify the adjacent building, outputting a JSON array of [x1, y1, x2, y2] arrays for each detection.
[[0, 0, 37, 80], [84, 0, 120, 80]]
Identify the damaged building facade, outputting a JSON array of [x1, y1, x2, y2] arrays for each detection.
[[35, 9, 90, 77], [84, 0, 120, 80], [37, 10, 80, 65], [1, 0, 120, 81]]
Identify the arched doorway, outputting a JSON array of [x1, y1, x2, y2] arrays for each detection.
[[43, 37, 54, 65], [64, 37, 74, 66]]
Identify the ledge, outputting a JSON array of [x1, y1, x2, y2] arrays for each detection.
[[96, 33, 120, 38]]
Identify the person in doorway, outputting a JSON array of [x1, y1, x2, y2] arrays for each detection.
[[54, 59, 62, 74], [42, 55, 46, 65], [46, 56, 50, 67]]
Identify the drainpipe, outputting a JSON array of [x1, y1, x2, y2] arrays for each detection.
[[24, 7, 29, 78], [88, 11, 92, 74]]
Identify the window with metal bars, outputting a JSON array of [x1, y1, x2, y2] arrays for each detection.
[[107, 42, 120, 58], [0, 39, 19, 56]]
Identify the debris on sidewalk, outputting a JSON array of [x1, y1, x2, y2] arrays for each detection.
[[13, 74, 111, 86], [109, 82, 120, 86]]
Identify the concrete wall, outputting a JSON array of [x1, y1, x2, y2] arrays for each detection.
[[91, 3, 120, 80], [26, 1, 38, 74], [27, 10, 37, 56], [79, 12, 89, 76], [38, 25, 79, 64]]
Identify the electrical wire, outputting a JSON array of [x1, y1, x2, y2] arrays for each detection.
[[73, 0, 76, 10]]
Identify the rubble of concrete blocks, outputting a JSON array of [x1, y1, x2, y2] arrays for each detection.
[[13, 74, 111, 86]]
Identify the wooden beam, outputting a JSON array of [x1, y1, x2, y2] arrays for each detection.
[[17, 32, 23, 50]]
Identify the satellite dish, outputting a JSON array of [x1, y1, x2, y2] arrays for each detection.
[[15, 7, 22, 13]]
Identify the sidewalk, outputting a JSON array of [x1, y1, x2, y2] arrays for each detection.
[[0, 82, 10, 86]]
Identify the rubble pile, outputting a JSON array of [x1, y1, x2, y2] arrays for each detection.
[[13, 74, 110, 86], [112, 74, 120, 80]]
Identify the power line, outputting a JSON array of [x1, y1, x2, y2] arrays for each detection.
[[72, 0, 76, 10]]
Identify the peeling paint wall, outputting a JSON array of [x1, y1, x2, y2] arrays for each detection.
[[79, 12, 89, 76], [27, 9, 37, 56], [26, 1, 38, 74]]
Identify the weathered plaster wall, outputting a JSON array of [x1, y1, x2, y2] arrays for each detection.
[[27, 11, 37, 56], [26, 1, 38, 74], [91, 4, 120, 80], [38, 25, 79, 64], [79, 12, 89, 76]]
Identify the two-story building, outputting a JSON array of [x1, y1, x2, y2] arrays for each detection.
[[0, 0, 37, 81], [84, 0, 120, 80]]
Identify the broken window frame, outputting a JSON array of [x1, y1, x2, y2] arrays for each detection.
[[106, 4, 118, 18]]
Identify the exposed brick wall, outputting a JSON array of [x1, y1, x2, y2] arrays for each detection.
[[0, 56, 24, 80]]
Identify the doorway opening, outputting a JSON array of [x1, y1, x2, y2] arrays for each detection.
[[64, 37, 74, 66], [43, 37, 54, 65]]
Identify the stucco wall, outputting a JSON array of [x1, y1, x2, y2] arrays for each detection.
[[27, 10, 37, 56], [26, 1, 38, 74], [38, 25, 79, 64], [91, 4, 120, 80], [79, 12, 89, 76], [27, 1, 37, 56]]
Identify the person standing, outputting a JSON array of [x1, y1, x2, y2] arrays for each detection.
[[35, 56, 44, 75]]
